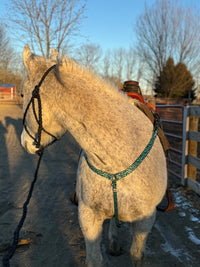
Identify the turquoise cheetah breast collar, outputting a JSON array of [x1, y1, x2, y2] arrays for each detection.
[[85, 112, 160, 227]]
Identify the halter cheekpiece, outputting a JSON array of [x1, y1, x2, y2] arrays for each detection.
[[23, 64, 58, 154]]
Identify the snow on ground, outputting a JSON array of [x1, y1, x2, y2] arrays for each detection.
[[185, 226, 200, 245], [153, 186, 200, 264]]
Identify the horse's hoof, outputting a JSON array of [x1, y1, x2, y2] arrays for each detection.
[[132, 254, 144, 267], [108, 243, 123, 256]]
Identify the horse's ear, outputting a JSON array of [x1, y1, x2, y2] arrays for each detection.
[[51, 48, 59, 62], [23, 45, 34, 70]]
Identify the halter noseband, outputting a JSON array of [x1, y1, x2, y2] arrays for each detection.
[[23, 64, 58, 154]]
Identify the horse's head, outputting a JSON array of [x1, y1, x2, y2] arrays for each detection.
[[21, 45, 66, 154]]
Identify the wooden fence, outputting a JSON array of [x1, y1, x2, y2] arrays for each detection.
[[156, 105, 200, 195]]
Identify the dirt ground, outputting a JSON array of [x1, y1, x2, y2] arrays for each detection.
[[0, 104, 200, 267]]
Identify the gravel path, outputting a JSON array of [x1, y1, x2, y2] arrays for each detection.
[[0, 104, 200, 266]]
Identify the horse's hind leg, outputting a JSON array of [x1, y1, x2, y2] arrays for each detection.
[[108, 217, 121, 255], [130, 210, 156, 262], [78, 202, 104, 267]]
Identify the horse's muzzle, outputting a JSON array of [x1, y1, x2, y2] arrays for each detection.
[[21, 130, 38, 154]]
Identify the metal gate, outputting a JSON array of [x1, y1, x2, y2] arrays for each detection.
[[156, 105, 200, 195]]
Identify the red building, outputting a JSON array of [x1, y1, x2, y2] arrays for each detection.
[[0, 83, 16, 100]]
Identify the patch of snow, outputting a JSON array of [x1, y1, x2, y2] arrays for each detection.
[[178, 211, 186, 217], [160, 242, 183, 259], [190, 208, 199, 215], [173, 191, 199, 215], [182, 201, 192, 210], [190, 214, 199, 223], [155, 223, 193, 263], [185, 226, 200, 245], [174, 195, 186, 206]]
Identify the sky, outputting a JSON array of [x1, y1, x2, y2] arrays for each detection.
[[71, 0, 200, 51], [0, 0, 199, 53], [79, 0, 146, 50]]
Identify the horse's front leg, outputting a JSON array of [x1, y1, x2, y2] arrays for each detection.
[[78, 202, 104, 267], [130, 209, 156, 264]]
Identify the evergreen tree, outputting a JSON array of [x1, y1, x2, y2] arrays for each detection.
[[154, 57, 196, 100]]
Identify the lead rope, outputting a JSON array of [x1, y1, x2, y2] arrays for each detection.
[[2, 65, 57, 267], [2, 149, 44, 267]]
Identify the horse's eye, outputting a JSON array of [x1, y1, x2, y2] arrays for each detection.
[[21, 94, 24, 98]]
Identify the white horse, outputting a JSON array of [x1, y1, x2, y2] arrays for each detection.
[[21, 45, 167, 266]]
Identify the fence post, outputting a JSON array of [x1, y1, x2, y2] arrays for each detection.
[[187, 109, 199, 180], [181, 106, 189, 185]]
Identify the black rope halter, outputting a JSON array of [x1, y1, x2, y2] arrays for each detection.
[[23, 64, 58, 154], [2, 64, 58, 267]]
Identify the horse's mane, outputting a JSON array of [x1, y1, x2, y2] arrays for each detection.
[[58, 56, 122, 97], [30, 50, 126, 99]]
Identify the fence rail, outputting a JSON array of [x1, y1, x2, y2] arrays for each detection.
[[156, 105, 200, 195]]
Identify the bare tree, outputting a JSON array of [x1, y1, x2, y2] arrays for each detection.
[[134, 0, 200, 85], [102, 50, 111, 80], [0, 24, 14, 82], [7, 0, 87, 58], [101, 47, 140, 88], [75, 43, 102, 70], [125, 47, 144, 82], [113, 48, 125, 86], [0, 25, 13, 71], [126, 48, 136, 80], [102, 48, 126, 88], [0, 24, 23, 88]]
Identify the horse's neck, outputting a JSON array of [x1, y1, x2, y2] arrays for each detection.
[[54, 70, 152, 172]]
